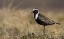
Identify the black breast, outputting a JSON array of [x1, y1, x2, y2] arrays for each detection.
[[35, 19, 48, 26]]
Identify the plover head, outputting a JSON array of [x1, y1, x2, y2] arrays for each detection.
[[31, 9, 39, 14], [31, 9, 39, 19]]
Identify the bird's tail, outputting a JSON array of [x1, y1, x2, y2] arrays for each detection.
[[55, 22, 60, 25]]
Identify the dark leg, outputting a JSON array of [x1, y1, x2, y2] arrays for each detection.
[[43, 26, 46, 35]]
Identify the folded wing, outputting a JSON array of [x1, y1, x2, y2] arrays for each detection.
[[38, 13, 60, 25]]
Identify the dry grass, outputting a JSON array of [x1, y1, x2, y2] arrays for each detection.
[[0, 0, 64, 39], [0, 7, 64, 39]]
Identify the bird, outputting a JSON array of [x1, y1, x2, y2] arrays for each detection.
[[31, 9, 60, 34]]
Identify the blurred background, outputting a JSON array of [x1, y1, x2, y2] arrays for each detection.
[[0, 0, 64, 39]]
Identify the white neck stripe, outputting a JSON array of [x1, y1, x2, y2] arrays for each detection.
[[35, 13, 39, 19]]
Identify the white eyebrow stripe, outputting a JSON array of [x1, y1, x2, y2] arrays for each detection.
[[33, 9, 38, 11]]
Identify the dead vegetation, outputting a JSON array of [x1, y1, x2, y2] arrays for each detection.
[[0, 0, 64, 39]]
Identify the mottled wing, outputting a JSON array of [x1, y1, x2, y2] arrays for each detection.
[[38, 13, 55, 24]]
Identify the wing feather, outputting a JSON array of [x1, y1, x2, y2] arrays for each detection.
[[38, 13, 55, 24]]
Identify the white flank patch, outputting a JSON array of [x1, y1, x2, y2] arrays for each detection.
[[35, 13, 39, 19]]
